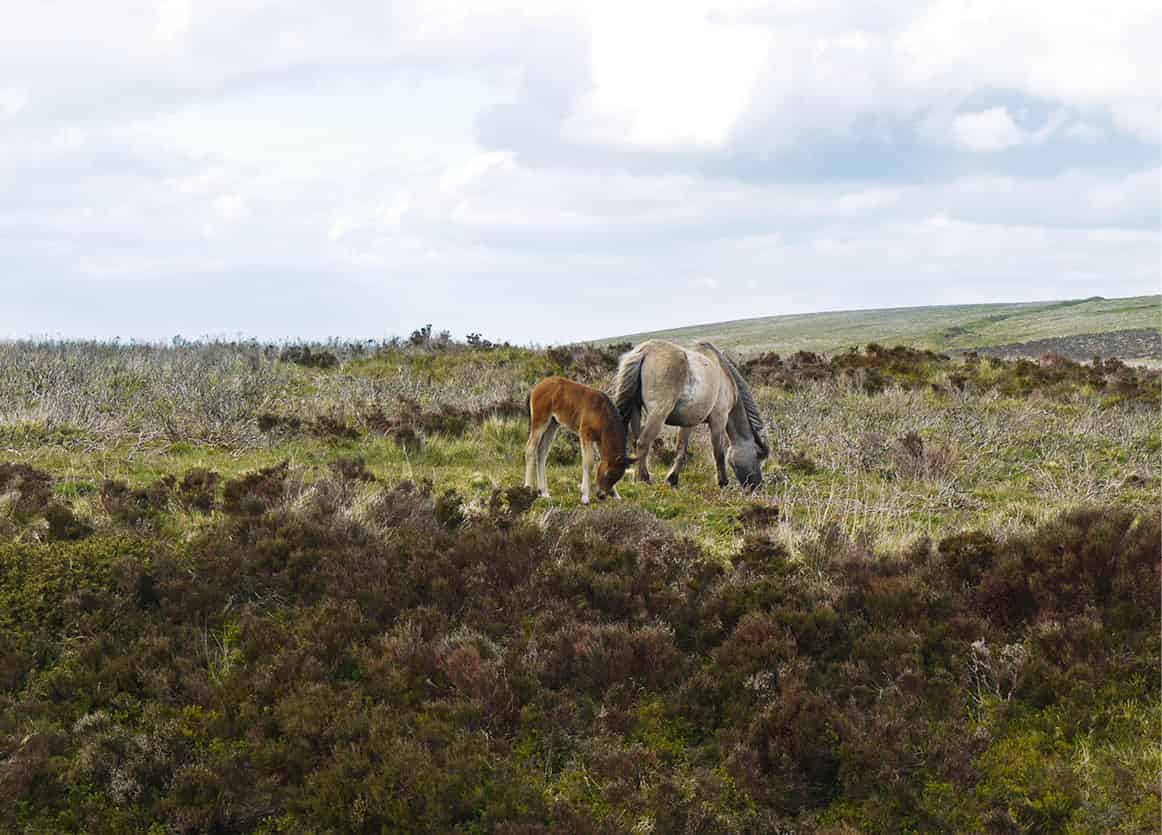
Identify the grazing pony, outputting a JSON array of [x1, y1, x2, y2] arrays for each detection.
[[612, 340, 769, 489], [524, 376, 635, 504]]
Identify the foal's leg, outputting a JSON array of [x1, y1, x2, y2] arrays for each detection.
[[709, 414, 730, 488], [524, 410, 549, 489], [579, 430, 594, 504], [665, 426, 695, 487], [536, 421, 559, 497]]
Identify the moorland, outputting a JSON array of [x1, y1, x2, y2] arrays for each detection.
[[1, 317, 1159, 833]]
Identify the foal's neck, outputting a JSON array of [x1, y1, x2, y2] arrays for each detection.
[[597, 400, 627, 458]]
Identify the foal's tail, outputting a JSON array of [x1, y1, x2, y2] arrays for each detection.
[[611, 344, 647, 428]]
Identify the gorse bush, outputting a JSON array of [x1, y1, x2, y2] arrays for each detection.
[[1, 463, 1157, 833]]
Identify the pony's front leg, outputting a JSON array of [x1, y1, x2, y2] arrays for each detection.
[[709, 415, 730, 488], [665, 426, 694, 487]]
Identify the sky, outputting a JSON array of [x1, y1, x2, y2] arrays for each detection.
[[1, 0, 1159, 344]]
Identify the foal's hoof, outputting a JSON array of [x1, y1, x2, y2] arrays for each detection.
[[580, 496, 590, 505]]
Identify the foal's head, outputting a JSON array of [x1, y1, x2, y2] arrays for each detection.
[[595, 396, 636, 499], [596, 452, 636, 499]]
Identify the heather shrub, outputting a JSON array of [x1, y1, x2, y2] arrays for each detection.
[[330, 455, 377, 483], [222, 461, 290, 516], [176, 468, 219, 513], [1, 461, 1157, 833], [0, 462, 54, 522], [891, 431, 960, 481], [737, 501, 780, 530], [100, 477, 173, 529], [0, 463, 91, 542], [278, 344, 339, 369]]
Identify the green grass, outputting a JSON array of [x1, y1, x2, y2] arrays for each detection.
[[596, 294, 1161, 355]]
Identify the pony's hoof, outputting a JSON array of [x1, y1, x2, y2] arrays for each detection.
[[718, 480, 729, 488], [666, 475, 679, 488]]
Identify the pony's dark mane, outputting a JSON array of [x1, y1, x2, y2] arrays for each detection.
[[696, 341, 770, 460]]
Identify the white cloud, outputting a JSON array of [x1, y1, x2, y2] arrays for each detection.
[[950, 107, 1028, 152], [575, 0, 769, 150], [0, 1, 1159, 342], [440, 152, 515, 192], [213, 194, 246, 222], [0, 86, 27, 119], [50, 127, 87, 151], [154, 0, 190, 43], [1063, 121, 1103, 143], [1111, 100, 1162, 143]]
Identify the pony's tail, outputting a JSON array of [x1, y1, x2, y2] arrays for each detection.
[[611, 344, 646, 428]]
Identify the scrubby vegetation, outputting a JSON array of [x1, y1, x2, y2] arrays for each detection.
[[1, 334, 1159, 832]]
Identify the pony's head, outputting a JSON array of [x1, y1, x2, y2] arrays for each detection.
[[596, 453, 637, 499], [729, 441, 764, 490]]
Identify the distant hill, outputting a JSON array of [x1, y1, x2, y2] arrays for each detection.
[[596, 295, 1161, 359]]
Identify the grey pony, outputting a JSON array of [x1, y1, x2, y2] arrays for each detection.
[[612, 339, 769, 489]]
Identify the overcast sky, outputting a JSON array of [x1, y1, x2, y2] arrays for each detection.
[[2, 1, 1159, 344]]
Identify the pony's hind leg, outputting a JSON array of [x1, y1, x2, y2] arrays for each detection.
[[627, 409, 641, 453], [634, 409, 672, 484], [535, 420, 559, 497], [665, 426, 694, 487]]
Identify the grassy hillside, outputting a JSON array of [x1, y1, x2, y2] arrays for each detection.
[[599, 294, 1161, 357]]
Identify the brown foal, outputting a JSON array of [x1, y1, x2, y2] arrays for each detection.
[[524, 376, 635, 504]]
